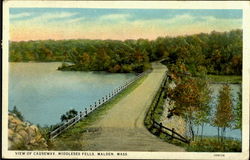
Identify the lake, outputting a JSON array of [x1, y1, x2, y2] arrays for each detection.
[[194, 83, 242, 140], [9, 62, 136, 126]]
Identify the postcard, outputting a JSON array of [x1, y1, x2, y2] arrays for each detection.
[[2, 1, 250, 159]]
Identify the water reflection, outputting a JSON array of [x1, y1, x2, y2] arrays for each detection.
[[9, 62, 136, 126], [193, 84, 241, 140]]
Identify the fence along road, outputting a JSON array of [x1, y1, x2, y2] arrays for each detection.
[[50, 70, 148, 139], [71, 62, 185, 151]]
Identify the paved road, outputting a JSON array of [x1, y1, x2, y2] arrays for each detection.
[[81, 62, 185, 151]]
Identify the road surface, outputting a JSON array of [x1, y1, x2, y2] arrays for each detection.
[[80, 62, 185, 151]]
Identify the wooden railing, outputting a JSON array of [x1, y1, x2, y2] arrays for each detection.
[[145, 71, 190, 144], [152, 120, 190, 144], [49, 71, 150, 139]]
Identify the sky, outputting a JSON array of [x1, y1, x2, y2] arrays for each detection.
[[9, 8, 242, 41]]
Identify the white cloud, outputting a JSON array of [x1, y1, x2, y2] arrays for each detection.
[[98, 13, 131, 21], [67, 17, 85, 23], [10, 12, 82, 29], [42, 12, 78, 20], [10, 12, 32, 19], [11, 12, 78, 23]]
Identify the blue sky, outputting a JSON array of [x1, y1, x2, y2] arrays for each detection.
[[9, 8, 242, 41]]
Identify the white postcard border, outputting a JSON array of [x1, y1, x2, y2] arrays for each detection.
[[2, 1, 250, 159]]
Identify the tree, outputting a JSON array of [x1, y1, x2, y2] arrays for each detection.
[[234, 87, 242, 134], [80, 52, 91, 69], [9, 30, 242, 74], [60, 109, 78, 122], [213, 84, 234, 143], [168, 76, 211, 140], [66, 109, 78, 119], [193, 79, 211, 141], [60, 114, 67, 122]]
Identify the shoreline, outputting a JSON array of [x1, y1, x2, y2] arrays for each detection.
[[51, 62, 185, 151], [50, 72, 148, 149]]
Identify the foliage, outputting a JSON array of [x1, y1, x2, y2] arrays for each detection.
[[10, 29, 242, 74], [10, 106, 24, 121], [213, 84, 234, 143], [234, 87, 242, 130], [193, 80, 211, 140], [168, 75, 211, 140], [37, 125, 54, 148], [60, 109, 78, 122]]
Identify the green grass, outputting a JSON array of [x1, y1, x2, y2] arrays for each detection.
[[49, 73, 148, 150], [207, 75, 242, 84], [186, 136, 242, 152]]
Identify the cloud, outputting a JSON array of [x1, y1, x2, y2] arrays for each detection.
[[10, 12, 32, 19], [11, 12, 79, 23], [10, 12, 242, 41], [98, 13, 131, 21], [67, 17, 85, 23], [42, 12, 78, 20]]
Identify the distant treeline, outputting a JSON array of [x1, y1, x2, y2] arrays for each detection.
[[9, 29, 242, 75]]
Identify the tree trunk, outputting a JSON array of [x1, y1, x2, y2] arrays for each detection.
[[217, 127, 220, 142], [222, 127, 226, 150], [240, 129, 242, 140], [196, 126, 199, 138], [189, 119, 194, 141], [201, 123, 204, 141], [221, 128, 223, 143], [221, 127, 225, 143]]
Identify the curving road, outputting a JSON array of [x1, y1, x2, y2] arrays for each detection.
[[80, 62, 185, 151]]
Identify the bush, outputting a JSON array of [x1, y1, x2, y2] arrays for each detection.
[[10, 106, 24, 121], [60, 109, 78, 122]]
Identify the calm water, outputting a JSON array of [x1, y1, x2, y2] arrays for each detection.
[[9, 62, 136, 126], [194, 84, 242, 140]]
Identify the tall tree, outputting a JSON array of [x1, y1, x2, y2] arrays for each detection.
[[234, 87, 242, 137], [193, 79, 211, 141], [213, 84, 234, 143], [169, 76, 211, 140]]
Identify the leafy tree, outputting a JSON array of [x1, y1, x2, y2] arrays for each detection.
[[168, 76, 211, 140], [213, 84, 234, 143], [60, 109, 78, 122], [9, 30, 242, 74], [193, 79, 211, 141], [234, 87, 242, 131], [60, 114, 68, 122]]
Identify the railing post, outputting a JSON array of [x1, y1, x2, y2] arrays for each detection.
[[156, 122, 163, 136], [171, 128, 175, 139], [159, 122, 163, 132], [49, 71, 147, 139]]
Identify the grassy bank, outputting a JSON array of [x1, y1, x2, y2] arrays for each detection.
[[144, 81, 187, 148], [186, 136, 241, 152], [207, 75, 242, 84], [49, 73, 148, 150]]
